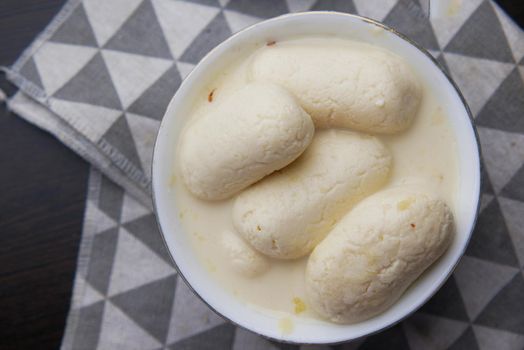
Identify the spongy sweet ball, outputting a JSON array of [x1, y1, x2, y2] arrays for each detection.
[[250, 42, 421, 133], [305, 188, 454, 324], [178, 82, 315, 200], [233, 130, 391, 259], [221, 230, 269, 278]]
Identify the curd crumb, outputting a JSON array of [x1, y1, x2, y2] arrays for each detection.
[[208, 89, 215, 102], [293, 297, 307, 314], [397, 197, 415, 211]]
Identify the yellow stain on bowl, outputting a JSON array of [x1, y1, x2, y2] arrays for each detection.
[[292, 297, 307, 314], [169, 174, 177, 187], [371, 26, 385, 36], [431, 108, 445, 126], [193, 231, 206, 242], [205, 258, 217, 273], [278, 317, 294, 335], [397, 197, 415, 211], [432, 172, 445, 183]]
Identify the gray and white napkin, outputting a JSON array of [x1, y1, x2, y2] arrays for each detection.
[[3, 0, 524, 349]]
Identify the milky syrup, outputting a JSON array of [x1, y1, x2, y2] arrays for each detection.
[[169, 37, 459, 320]]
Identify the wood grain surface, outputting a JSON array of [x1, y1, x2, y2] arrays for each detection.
[[0, 1, 88, 349]]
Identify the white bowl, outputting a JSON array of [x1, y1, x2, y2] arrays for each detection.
[[152, 12, 481, 344]]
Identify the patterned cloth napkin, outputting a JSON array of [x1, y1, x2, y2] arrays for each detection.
[[3, 0, 524, 349]]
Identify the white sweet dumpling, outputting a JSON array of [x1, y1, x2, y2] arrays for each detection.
[[233, 130, 391, 259], [179, 82, 314, 200], [250, 43, 421, 133], [306, 188, 454, 323]]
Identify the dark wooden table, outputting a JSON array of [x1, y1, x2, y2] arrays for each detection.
[[0, 1, 522, 349], [0, 1, 88, 349]]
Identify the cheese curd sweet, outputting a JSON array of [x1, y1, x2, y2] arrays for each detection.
[[233, 130, 391, 259], [306, 188, 454, 323], [179, 82, 314, 200]]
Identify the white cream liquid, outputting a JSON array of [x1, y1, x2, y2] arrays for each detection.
[[170, 37, 459, 321]]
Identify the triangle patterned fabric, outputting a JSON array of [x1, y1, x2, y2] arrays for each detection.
[[4, 0, 524, 349]]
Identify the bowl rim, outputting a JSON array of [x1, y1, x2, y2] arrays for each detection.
[[151, 11, 482, 345]]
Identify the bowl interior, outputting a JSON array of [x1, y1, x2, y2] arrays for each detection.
[[152, 12, 481, 344]]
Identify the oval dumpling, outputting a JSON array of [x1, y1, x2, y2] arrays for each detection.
[[306, 188, 454, 323], [179, 82, 314, 200]]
